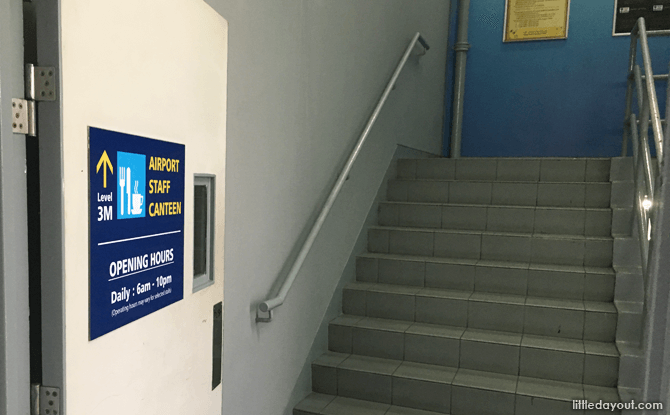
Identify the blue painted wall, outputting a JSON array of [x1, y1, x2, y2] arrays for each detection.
[[444, 0, 670, 157]]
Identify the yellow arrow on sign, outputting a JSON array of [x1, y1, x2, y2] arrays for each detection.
[[96, 150, 114, 188]]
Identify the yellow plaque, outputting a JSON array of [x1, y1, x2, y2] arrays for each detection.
[[504, 0, 570, 42]]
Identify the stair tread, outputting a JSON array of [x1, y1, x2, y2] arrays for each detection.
[[381, 200, 612, 212], [391, 177, 610, 185], [330, 315, 618, 356], [345, 281, 617, 312], [358, 252, 615, 275], [312, 352, 619, 402], [369, 225, 613, 241], [295, 393, 446, 415]]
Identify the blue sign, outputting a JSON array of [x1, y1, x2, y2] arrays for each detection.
[[89, 127, 185, 340]]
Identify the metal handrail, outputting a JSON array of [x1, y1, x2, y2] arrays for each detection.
[[256, 32, 430, 322], [621, 17, 668, 291]]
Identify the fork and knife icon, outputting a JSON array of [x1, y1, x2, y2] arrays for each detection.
[[119, 167, 130, 215]]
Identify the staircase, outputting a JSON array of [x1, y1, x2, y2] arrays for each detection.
[[294, 157, 622, 415]]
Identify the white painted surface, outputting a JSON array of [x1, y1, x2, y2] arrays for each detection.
[[207, 1, 449, 413], [60, 0, 226, 413]]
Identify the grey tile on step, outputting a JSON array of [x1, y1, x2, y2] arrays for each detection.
[[583, 301, 617, 313], [387, 181, 408, 202], [397, 159, 417, 179], [530, 237, 584, 266], [406, 321, 466, 338], [337, 367, 393, 404], [366, 291, 415, 322], [585, 210, 612, 237], [527, 269, 584, 300], [540, 159, 586, 182], [449, 181, 492, 204], [519, 347, 585, 383], [378, 203, 399, 227], [474, 264, 528, 295], [404, 331, 461, 367], [497, 159, 540, 181], [368, 229, 389, 253], [584, 311, 617, 342], [584, 353, 619, 387], [537, 183, 586, 207], [583, 340, 618, 357], [515, 395, 582, 415], [394, 361, 458, 383], [526, 296, 583, 310], [407, 181, 449, 203], [521, 334, 583, 353], [460, 339, 520, 375], [486, 206, 535, 233], [492, 182, 538, 206], [610, 181, 633, 208], [330, 314, 363, 326], [416, 158, 456, 180], [339, 354, 401, 375], [355, 317, 411, 333], [356, 256, 378, 283], [481, 234, 532, 263], [378, 258, 425, 287], [586, 159, 611, 182], [312, 364, 338, 395], [583, 385, 620, 402], [516, 376, 585, 401], [534, 208, 585, 235], [389, 230, 433, 257], [585, 183, 611, 208], [433, 231, 481, 260], [452, 386, 516, 415], [456, 158, 497, 180], [462, 327, 522, 345], [467, 299, 524, 333], [322, 396, 390, 415], [524, 306, 584, 339], [425, 262, 475, 291], [584, 239, 613, 267], [313, 351, 350, 368], [329, 323, 353, 353], [386, 406, 441, 415], [442, 205, 487, 231], [415, 295, 468, 326], [295, 393, 335, 415], [392, 377, 452, 414], [398, 204, 442, 229], [470, 291, 526, 305], [453, 368, 518, 393], [342, 288, 366, 316], [352, 327, 404, 360]]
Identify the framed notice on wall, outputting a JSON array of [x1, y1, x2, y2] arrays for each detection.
[[613, 0, 670, 36], [504, 0, 571, 42]]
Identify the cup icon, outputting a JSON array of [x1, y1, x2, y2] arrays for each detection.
[[131, 193, 143, 215]]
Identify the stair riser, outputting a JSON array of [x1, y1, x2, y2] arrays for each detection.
[[398, 158, 611, 183], [311, 363, 583, 415], [388, 180, 611, 208], [357, 257, 615, 301], [342, 289, 616, 342], [379, 202, 612, 237], [327, 325, 618, 386], [368, 229, 613, 267]]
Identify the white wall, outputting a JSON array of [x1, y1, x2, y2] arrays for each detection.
[[59, 0, 226, 413], [206, 1, 450, 413]]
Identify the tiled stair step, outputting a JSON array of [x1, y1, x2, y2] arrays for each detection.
[[356, 253, 615, 301], [342, 282, 617, 342], [308, 351, 619, 415], [295, 392, 448, 415], [397, 158, 611, 183], [387, 179, 611, 208], [368, 226, 613, 267], [379, 201, 612, 237], [328, 315, 618, 387]]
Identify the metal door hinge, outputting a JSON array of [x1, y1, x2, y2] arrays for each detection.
[[31, 384, 60, 415], [26, 64, 56, 101], [11, 98, 36, 136]]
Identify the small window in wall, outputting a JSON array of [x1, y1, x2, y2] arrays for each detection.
[[193, 175, 215, 292]]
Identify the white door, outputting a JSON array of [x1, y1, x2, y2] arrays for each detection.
[[36, 0, 227, 413]]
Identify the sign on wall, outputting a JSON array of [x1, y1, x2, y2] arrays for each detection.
[[89, 127, 185, 340], [613, 0, 670, 35], [504, 0, 571, 42]]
